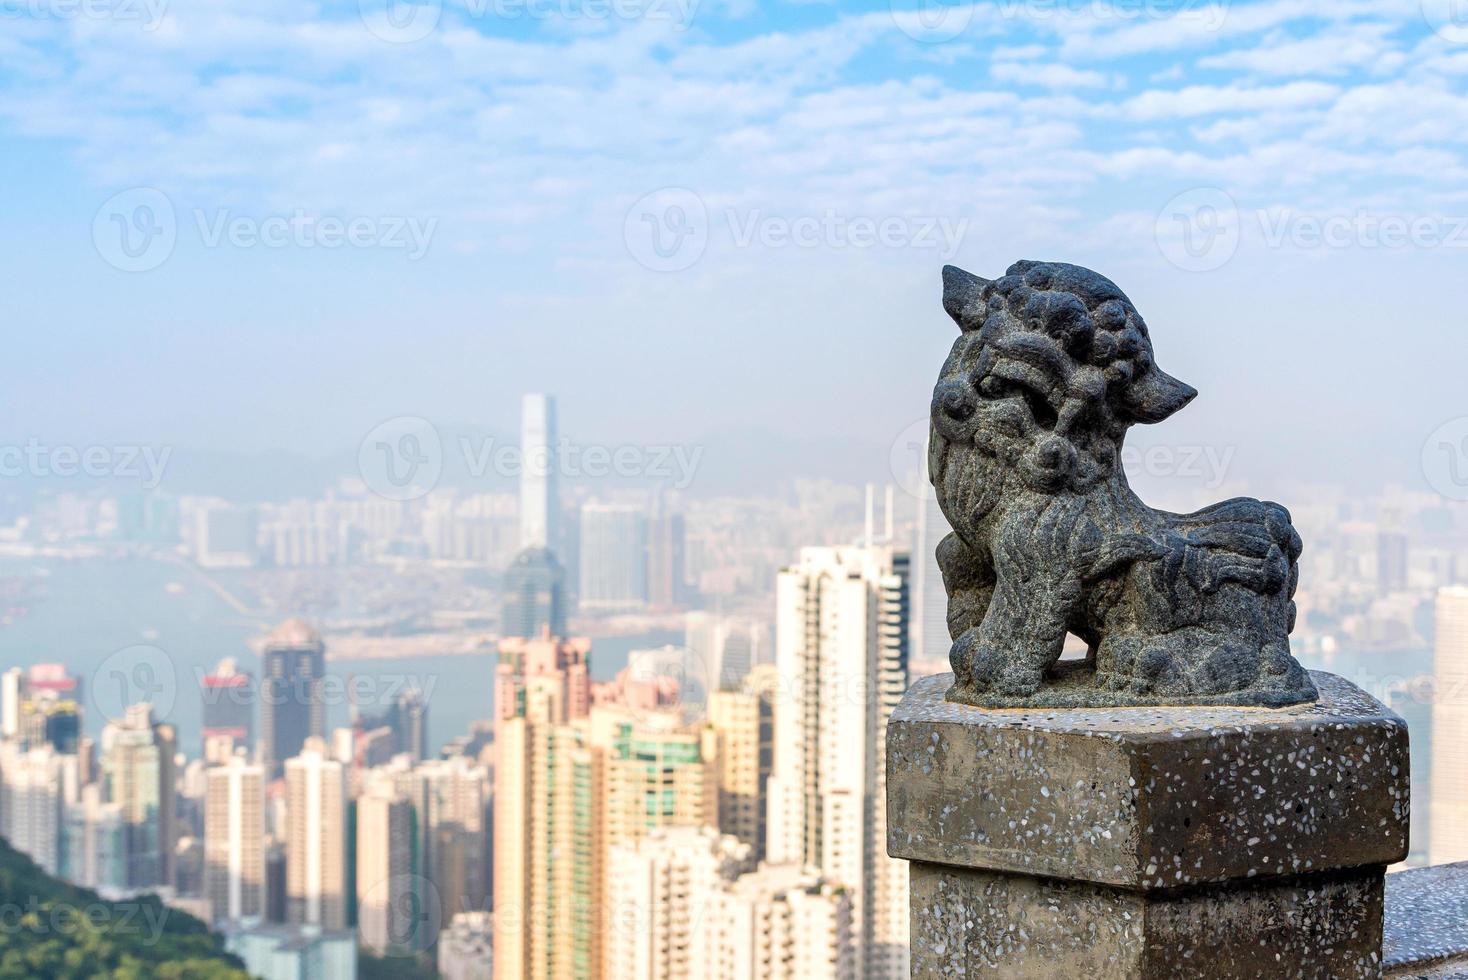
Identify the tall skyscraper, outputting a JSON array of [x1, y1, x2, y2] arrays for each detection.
[[502, 548, 568, 639], [708, 665, 778, 862], [1431, 586, 1468, 864], [285, 737, 348, 929], [204, 751, 266, 923], [605, 827, 752, 980], [357, 781, 419, 954], [578, 502, 648, 610], [99, 703, 177, 889], [767, 544, 910, 978], [520, 393, 559, 551], [260, 618, 326, 779], [201, 657, 255, 756], [494, 630, 596, 980]]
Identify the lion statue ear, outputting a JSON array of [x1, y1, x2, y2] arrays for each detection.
[[1118, 366, 1197, 424], [942, 265, 990, 331]]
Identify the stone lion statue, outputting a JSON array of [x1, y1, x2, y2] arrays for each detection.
[[930, 260, 1316, 707]]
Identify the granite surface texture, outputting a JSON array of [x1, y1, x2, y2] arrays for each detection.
[[1384, 862, 1468, 978], [889, 670, 1410, 889], [910, 862, 1384, 979]]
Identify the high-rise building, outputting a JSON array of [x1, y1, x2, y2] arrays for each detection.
[[578, 503, 648, 610], [201, 658, 255, 756], [357, 782, 419, 954], [598, 707, 717, 851], [1378, 529, 1410, 593], [495, 633, 591, 729], [494, 702, 598, 980], [646, 504, 686, 609], [767, 544, 910, 978], [0, 741, 68, 875], [493, 632, 608, 980], [99, 703, 177, 889], [502, 548, 568, 640], [520, 393, 559, 552], [260, 618, 326, 779], [204, 751, 266, 923], [708, 665, 778, 862], [414, 756, 490, 922], [60, 783, 127, 894], [196, 502, 259, 568], [711, 864, 856, 980], [285, 737, 348, 929], [911, 481, 954, 668], [606, 827, 752, 980], [1431, 586, 1468, 864], [687, 613, 764, 695], [1, 667, 22, 739]]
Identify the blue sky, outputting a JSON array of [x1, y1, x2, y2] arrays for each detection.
[[1, 0, 1466, 496]]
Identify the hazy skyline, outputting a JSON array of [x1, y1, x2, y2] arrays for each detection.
[[3, 0, 1466, 499]]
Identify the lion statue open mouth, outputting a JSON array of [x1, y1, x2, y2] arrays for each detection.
[[931, 260, 1316, 708]]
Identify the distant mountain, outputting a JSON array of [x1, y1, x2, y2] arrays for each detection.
[[0, 836, 248, 980]]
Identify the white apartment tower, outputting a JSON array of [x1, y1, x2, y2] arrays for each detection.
[[712, 864, 856, 980], [767, 544, 910, 979], [0, 741, 68, 875], [520, 394, 558, 551], [285, 737, 348, 929], [1431, 585, 1468, 863], [605, 827, 752, 980], [204, 751, 266, 923]]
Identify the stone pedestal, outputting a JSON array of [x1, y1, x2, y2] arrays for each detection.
[[886, 671, 1409, 979]]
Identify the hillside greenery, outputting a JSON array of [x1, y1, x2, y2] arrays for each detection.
[[0, 836, 249, 980]]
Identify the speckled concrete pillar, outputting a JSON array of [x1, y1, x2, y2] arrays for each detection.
[[886, 671, 1410, 979]]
